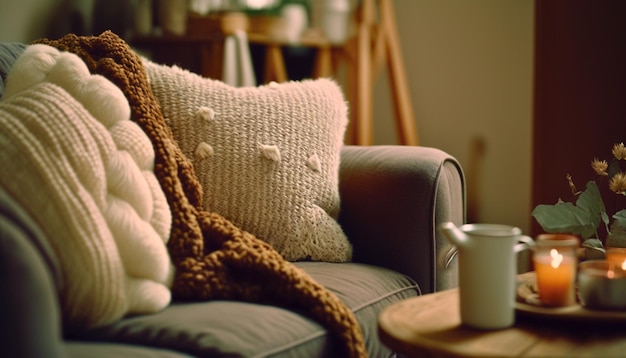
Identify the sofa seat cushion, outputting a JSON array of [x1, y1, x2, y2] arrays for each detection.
[[69, 262, 419, 357], [65, 342, 195, 358]]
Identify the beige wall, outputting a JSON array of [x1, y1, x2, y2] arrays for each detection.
[[373, 0, 534, 234], [0, 0, 535, 234], [0, 0, 63, 42]]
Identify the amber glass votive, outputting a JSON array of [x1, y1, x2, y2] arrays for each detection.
[[532, 234, 579, 307]]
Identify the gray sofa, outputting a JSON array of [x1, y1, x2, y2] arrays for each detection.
[[0, 41, 465, 357]]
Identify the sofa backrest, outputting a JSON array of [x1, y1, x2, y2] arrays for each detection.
[[0, 187, 66, 358], [0, 42, 26, 98]]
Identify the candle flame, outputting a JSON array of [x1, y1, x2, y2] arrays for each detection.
[[622, 260, 626, 270], [550, 249, 563, 268]]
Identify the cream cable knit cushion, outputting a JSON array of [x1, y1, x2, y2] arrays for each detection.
[[143, 59, 352, 262], [0, 45, 173, 327]]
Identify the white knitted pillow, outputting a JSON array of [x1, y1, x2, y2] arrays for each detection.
[[0, 45, 173, 327], [144, 59, 352, 262]]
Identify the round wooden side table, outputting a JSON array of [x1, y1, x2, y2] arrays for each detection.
[[378, 281, 626, 357]]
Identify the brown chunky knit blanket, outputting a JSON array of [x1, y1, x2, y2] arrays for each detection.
[[35, 31, 366, 358]]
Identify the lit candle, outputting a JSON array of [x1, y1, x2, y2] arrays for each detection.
[[534, 249, 577, 306], [532, 234, 579, 307]]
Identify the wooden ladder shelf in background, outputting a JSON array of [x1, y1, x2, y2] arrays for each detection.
[[349, 0, 418, 145], [261, 0, 418, 145]]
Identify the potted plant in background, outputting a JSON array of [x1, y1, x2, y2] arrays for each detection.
[[531, 142, 626, 259]]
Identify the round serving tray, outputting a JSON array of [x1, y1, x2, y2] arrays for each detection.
[[516, 271, 626, 322]]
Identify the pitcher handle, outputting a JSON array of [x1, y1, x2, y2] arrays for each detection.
[[515, 235, 535, 253]]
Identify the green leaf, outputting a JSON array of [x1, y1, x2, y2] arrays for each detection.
[[613, 209, 626, 231], [531, 181, 608, 239], [602, 211, 611, 233], [608, 158, 621, 179], [576, 181, 606, 226], [531, 201, 597, 239], [582, 238, 606, 259], [582, 238, 604, 249]]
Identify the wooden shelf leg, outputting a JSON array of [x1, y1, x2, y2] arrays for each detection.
[[353, 0, 375, 145], [201, 41, 224, 79], [312, 46, 333, 78], [380, 0, 418, 145], [264, 45, 288, 83]]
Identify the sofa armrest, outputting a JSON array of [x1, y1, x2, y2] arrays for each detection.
[[338, 145, 465, 294]]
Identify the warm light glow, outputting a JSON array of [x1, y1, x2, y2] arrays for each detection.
[[606, 248, 626, 267], [533, 251, 576, 306], [608, 269, 615, 279], [550, 249, 563, 268], [244, 0, 278, 9]]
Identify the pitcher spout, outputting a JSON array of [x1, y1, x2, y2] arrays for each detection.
[[439, 221, 469, 248]]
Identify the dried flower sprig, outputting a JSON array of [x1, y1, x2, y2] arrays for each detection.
[[612, 142, 626, 160], [591, 159, 609, 176], [609, 172, 626, 194], [599, 142, 626, 195]]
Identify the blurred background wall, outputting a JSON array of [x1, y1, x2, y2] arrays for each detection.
[[377, 1, 533, 235], [0, 0, 535, 234], [0, 0, 130, 42]]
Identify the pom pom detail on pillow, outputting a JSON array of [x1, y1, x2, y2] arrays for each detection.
[[143, 59, 352, 262]]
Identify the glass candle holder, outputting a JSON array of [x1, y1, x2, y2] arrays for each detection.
[[532, 234, 579, 307], [578, 260, 626, 310]]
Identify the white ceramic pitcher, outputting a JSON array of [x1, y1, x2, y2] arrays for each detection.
[[440, 222, 534, 329]]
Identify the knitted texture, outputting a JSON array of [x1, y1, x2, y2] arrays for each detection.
[[0, 45, 173, 328], [35, 32, 366, 358], [143, 59, 352, 262]]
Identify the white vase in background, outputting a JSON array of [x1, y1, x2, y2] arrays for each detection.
[[312, 0, 352, 44], [281, 3, 308, 43]]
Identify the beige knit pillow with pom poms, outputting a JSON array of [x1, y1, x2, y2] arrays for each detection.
[[143, 59, 352, 262]]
